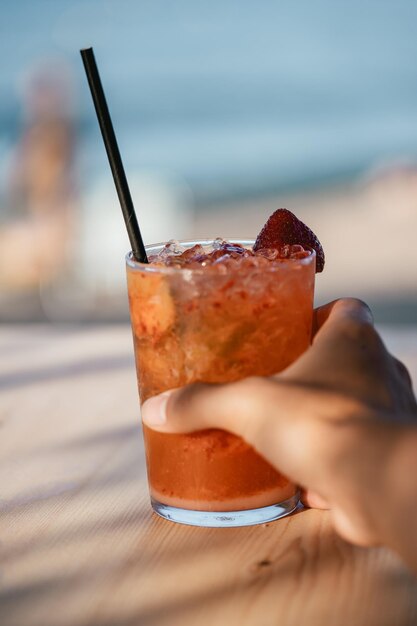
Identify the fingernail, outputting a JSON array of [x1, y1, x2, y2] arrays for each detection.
[[141, 390, 173, 426]]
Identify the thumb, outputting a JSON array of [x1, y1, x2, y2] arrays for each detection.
[[141, 378, 273, 435], [141, 377, 321, 477]]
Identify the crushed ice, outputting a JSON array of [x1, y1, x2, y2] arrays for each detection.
[[148, 239, 311, 267]]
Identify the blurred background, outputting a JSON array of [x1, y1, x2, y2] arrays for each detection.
[[1, 0, 416, 323]]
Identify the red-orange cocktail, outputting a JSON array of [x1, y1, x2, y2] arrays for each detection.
[[126, 239, 315, 526]]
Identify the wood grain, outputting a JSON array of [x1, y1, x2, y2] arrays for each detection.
[[1, 324, 416, 626]]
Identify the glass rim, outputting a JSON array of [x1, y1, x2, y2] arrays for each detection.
[[126, 238, 316, 274]]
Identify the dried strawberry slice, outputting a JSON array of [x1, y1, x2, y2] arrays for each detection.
[[253, 208, 325, 272]]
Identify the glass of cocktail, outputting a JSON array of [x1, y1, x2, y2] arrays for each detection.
[[126, 238, 316, 527], [80, 52, 321, 528]]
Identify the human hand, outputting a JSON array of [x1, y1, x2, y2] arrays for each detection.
[[142, 299, 417, 550]]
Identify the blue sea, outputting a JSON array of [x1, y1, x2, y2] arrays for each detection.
[[1, 0, 417, 203]]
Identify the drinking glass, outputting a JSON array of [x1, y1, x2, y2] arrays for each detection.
[[126, 239, 315, 527]]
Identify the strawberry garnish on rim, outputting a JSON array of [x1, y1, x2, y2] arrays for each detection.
[[253, 208, 325, 272]]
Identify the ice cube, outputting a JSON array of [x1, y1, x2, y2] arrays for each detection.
[[213, 237, 225, 250], [219, 242, 246, 255], [256, 248, 279, 260], [290, 244, 305, 254], [166, 240, 184, 255]]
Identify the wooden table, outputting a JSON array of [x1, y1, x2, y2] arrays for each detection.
[[1, 324, 417, 626]]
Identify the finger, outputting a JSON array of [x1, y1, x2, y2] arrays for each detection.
[[142, 378, 278, 435], [313, 298, 374, 341], [312, 300, 338, 336], [301, 489, 330, 510], [393, 356, 414, 390], [282, 299, 378, 390], [390, 356, 417, 415]]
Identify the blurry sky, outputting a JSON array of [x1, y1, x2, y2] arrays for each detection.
[[1, 0, 417, 201]]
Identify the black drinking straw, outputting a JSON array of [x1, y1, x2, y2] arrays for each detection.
[[80, 47, 148, 263]]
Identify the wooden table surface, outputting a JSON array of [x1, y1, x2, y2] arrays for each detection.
[[1, 324, 417, 626]]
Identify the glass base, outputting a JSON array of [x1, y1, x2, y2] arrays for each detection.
[[151, 493, 299, 527]]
